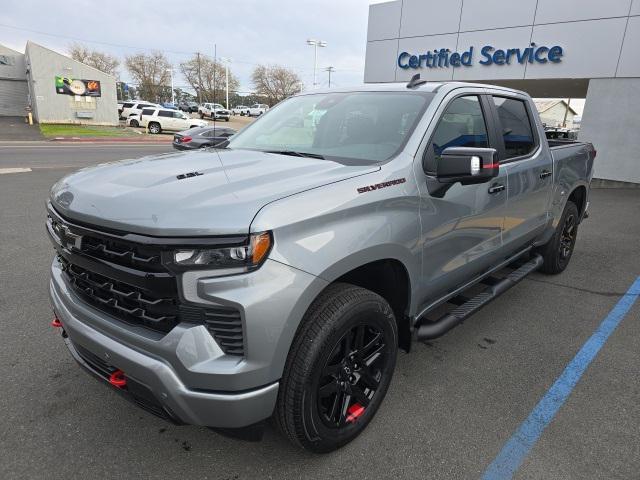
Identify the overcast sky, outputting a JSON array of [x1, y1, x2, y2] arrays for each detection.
[[0, 0, 584, 112], [1, 0, 386, 93]]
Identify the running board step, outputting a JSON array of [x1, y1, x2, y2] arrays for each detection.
[[416, 254, 544, 341]]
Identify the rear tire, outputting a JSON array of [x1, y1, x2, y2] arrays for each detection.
[[129, 119, 139, 127], [537, 200, 579, 274], [148, 122, 161, 134], [275, 283, 398, 453]]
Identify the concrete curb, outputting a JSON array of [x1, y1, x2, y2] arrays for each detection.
[[49, 136, 172, 143]]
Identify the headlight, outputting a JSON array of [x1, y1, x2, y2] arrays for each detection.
[[172, 231, 272, 275]]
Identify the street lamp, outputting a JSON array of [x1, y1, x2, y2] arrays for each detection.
[[306, 39, 327, 87], [220, 57, 231, 110], [166, 68, 174, 104]]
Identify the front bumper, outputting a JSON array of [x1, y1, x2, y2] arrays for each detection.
[[51, 280, 279, 428], [49, 256, 327, 428]]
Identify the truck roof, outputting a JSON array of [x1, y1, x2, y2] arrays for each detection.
[[302, 81, 528, 97]]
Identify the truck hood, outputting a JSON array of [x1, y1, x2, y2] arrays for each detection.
[[50, 149, 379, 236]]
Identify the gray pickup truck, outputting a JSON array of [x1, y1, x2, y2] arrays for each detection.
[[48, 78, 594, 453]]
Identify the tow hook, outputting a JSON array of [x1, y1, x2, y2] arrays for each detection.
[[109, 370, 127, 389], [346, 403, 366, 423]]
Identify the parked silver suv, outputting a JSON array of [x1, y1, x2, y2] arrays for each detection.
[[48, 80, 594, 452]]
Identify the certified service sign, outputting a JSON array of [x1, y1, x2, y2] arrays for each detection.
[[398, 44, 563, 70]]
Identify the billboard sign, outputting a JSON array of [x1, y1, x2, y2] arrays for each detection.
[[55, 76, 102, 97]]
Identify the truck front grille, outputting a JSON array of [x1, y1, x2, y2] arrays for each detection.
[[48, 207, 245, 355], [60, 256, 179, 333]]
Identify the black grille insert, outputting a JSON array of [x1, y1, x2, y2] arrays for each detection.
[[180, 305, 244, 356], [60, 256, 179, 333]]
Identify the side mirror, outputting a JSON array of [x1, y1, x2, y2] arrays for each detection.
[[436, 147, 498, 185]]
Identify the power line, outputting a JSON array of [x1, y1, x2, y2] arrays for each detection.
[[0, 22, 328, 76], [0, 22, 195, 55]]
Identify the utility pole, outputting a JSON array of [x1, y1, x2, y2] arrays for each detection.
[[213, 44, 217, 124], [325, 66, 335, 87], [166, 68, 174, 104], [196, 52, 203, 104], [563, 98, 572, 127]]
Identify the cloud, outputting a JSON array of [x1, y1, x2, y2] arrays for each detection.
[[0, 0, 379, 93]]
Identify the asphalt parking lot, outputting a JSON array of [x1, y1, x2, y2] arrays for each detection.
[[1, 144, 639, 479], [123, 112, 254, 136]]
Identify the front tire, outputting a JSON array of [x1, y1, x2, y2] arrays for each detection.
[[537, 200, 579, 274], [148, 122, 161, 134], [129, 119, 139, 127], [276, 283, 398, 453]]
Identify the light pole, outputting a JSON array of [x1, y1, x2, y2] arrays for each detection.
[[325, 66, 335, 87], [306, 39, 327, 87], [220, 57, 231, 110], [166, 68, 174, 104]]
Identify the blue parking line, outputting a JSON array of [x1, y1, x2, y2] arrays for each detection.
[[482, 276, 640, 480]]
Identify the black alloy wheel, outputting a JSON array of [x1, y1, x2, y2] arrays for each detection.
[[559, 211, 576, 260], [316, 323, 388, 429], [538, 200, 579, 274], [276, 283, 398, 453]]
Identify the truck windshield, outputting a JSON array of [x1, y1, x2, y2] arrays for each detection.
[[226, 91, 434, 163]]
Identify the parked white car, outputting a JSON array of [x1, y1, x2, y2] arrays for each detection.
[[134, 108, 208, 134], [198, 103, 231, 121], [120, 101, 161, 120], [231, 105, 250, 116], [248, 104, 269, 116]]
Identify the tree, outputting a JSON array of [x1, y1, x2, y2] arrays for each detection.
[[180, 53, 239, 104], [251, 65, 303, 105], [173, 88, 196, 104], [125, 52, 172, 102], [68, 43, 119, 77]]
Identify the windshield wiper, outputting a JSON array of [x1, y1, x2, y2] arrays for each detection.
[[265, 150, 325, 160]]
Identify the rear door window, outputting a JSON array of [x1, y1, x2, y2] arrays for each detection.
[[141, 108, 155, 116], [492, 97, 536, 159], [158, 110, 173, 118]]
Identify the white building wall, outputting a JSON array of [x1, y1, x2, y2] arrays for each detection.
[[538, 103, 575, 127], [26, 42, 118, 126], [579, 78, 640, 184], [365, 0, 640, 83], [365, 0, 640, 183], [0, 45, 28, 116]]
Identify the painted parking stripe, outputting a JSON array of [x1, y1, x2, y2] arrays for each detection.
[[482, 275, 640, 480], [0, 167, 32, 174]]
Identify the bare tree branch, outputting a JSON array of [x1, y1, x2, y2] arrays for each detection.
[[68, 43, 120, 77], [180, 53, 239, 103], [125, 51, 172, 102], [251, 65, 303, 105]]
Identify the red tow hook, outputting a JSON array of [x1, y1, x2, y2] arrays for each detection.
[[346, 403, 366, 423], [51, 315, 63, 328], [109, 369, 127, 389]]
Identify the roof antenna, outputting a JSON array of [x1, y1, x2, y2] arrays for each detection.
[[406, 73, 427, 89]]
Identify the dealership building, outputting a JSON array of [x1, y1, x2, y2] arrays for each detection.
[[0, 41, 117, 125], [365, 0, 640, 184]]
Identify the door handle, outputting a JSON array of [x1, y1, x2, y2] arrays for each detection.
[[539, 170, 552, 179], [488, 184, 505, 194]]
